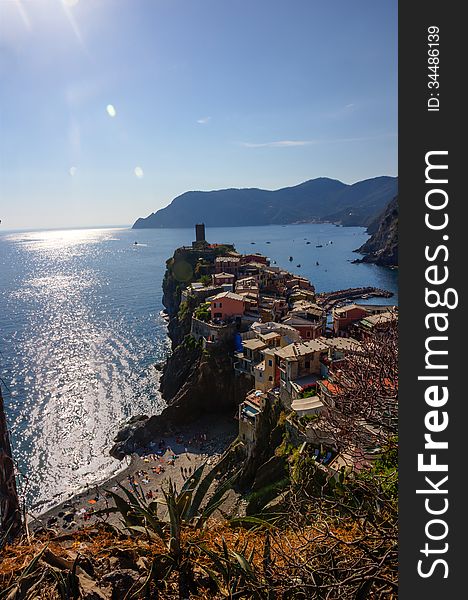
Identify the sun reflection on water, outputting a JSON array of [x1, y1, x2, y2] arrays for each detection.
[[1, 228, 167, 512]]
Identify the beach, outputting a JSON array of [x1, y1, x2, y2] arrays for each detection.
[[29, 415, 238, 533]]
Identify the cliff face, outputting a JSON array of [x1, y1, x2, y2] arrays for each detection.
[[110, 247, 250, 459], [355, 196, 398, 267]]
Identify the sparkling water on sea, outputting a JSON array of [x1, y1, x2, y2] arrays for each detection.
[[0, 223, 398, 511]]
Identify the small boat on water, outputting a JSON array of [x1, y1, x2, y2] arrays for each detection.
[[316, 244, 323, 248], [316, 261, 319, 266], [134, 241, 138, 245], [296, 264, 301, 268], [266, 241, 271, 244], [289, 256, 293, 261], [306, 241, 311, 244]]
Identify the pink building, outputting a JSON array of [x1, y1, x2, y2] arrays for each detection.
[[210, 291, 245, 321]]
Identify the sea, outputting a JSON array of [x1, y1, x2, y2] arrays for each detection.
[[0, 223, 398, 512]]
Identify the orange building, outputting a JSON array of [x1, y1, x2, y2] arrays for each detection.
[[210, 291, 245, 321]]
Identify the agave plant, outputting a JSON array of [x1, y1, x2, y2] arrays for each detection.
[[197, 536, 268, 600], [99, 460, 239, 599]]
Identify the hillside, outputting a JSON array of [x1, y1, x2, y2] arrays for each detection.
[[132, 176, 398, 229], [355, 196, 398, 267]]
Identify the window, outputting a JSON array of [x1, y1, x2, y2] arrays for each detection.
[[268, 359, 273, 367], [269, 376, 273, 381], [306, 330, 311, 337]]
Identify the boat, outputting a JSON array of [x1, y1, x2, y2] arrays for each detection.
[[315, 244, 323, 248], [134, 241, 138, 245], [251, 242, 256, 244], [289, 256, 293, 261], [316, 261, 319, 266], [266, 241, 271, 244], [296, 264, 301, 268], [306, 241, 311, 244]]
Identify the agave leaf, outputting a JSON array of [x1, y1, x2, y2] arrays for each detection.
[[198, 472, 239, 526], [186, 462, 222, 521], [0, 547, 48, 600], [22, 545, 49, 577], [180, 462, 205, 494], [106, 490, 133, 518], [198, 564, 227, 594], [129, 505, 167, 540], [229, 515, 277, 529], [127, 525, 160, 542], [231, 551, 254, 577], [175, 489, 194, 522], [147, 500, 160, 515], [129, 560, 156, 599], [117, 482, 144, 508]]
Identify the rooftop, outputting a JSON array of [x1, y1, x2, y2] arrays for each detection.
[[333, 303, 366, 316], [211, 291, 245, 302], [246, 389, 268, 405], [243, 338, 268, 351], [213, 272, 235, 279], [282, 315, 321, 327], [260, 331, 281, 341], [215, 256, 241, 263], [275, 339, 329, 360], [291, 397, 324, 413], [320, 337, 361, 352], [318, 379, 343, 396], [360, 311, 396, 327]]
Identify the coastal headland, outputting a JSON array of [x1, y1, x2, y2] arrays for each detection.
[[30, 224, 396, 534]]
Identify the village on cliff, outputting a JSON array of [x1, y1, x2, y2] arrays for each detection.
[[169, 224, 397, 478]]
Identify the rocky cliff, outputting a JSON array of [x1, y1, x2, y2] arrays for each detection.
[[110, 247, 249, 459], [354, 196, 398, 267]]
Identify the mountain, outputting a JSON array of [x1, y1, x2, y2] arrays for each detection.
[[354, 196, 398, 267], [132, 176, 398, 229]]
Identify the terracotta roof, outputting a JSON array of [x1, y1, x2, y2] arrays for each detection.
[[319, 379, 342, 395]]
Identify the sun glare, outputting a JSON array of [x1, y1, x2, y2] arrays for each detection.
[[106, 104, 117, 118]]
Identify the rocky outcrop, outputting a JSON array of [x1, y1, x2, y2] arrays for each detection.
[[111, 344, 251, 459], [354, 196, 398, 267], [110, 246, 250, 460]]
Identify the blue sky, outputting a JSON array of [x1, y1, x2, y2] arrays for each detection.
[[0, 0, 397, 229]]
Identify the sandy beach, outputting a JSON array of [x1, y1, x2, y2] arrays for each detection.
[[29, 415, 238, 533]]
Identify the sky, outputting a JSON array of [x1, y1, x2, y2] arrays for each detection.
[[0, 0, 397, 229]]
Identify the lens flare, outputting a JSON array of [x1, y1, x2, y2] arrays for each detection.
[[134, 166, 144, 178], [106, 104, 117, 118]]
